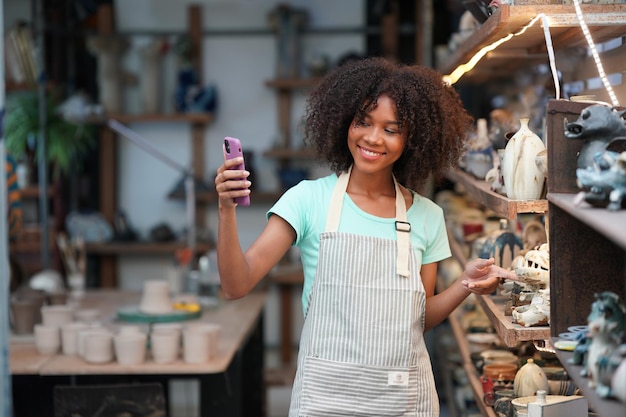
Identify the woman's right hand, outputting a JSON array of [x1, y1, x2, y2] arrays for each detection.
[[214, 157, 251, 209]]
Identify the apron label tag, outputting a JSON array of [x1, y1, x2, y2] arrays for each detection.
[[388, 371, 409, 386]]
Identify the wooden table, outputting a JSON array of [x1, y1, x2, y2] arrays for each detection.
[[10, 289, 268, 417]]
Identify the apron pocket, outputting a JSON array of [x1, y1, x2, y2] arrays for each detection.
[[299, 356, 419, 417]]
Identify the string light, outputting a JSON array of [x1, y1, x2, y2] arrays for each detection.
[[443, 14, 544, 85], [572, 0, 620, 107], [445, 4, 620, 108]]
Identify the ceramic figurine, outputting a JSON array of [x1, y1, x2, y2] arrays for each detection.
[[489, 108, 518, 150], [501, 118, 546, 200], [596, 344, 626, 399], [513, 243, 549, 288], [611, 346, 626, 403], [576, 149, 626, 210], [462, 118, 494, 180], [582, 292, 626, 393], [485, 149, 506, 195], [512, 288, 550, 327], [564, 104, 626, 169]]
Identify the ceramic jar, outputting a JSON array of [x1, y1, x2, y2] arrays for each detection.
[[514, 358, 549, 397], [501, 118, 546, 200]]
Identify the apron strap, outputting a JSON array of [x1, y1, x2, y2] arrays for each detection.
[[326, 166, 411, 277]]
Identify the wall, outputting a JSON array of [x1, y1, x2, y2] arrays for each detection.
[[112, 0, 365, 347]]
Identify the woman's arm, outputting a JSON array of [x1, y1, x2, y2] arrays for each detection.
[[215, 156, 296, 299], [422, 258, 518, 331]]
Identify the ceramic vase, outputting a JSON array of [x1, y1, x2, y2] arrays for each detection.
[[514, 358, 549, 397], [501, 118, 546, 200]]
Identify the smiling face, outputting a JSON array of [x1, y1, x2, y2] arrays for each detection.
[[347, 95, 407, 177]]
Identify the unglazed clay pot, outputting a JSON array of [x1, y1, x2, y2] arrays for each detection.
[[501, 118, 546, 200]]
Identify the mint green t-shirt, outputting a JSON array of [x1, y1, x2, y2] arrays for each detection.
[[268, 173, 451, 315]]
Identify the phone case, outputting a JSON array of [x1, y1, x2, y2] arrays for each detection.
[[224, 137, 250, 206]]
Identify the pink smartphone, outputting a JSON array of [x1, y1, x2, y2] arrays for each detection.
[[223, 136, 250, 206]]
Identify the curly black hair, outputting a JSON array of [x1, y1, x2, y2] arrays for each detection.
[[303, 56, 473, 190]]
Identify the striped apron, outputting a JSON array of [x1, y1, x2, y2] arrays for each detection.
[[289, 170, 439, 417]]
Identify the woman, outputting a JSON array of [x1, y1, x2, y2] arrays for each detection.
[[215, 57, 517, 416]]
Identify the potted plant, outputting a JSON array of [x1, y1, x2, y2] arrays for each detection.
[[4, 89, 95, 182]]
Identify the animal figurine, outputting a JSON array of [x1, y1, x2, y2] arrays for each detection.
[[564, 104, 626, 169], [512, 243, 549, 288], [576, 149, 626, 210], [579, 292, 626, 395], [596, 343, 626, 399]]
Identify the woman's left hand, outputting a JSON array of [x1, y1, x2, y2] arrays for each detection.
[[460, 257, 518, 295]]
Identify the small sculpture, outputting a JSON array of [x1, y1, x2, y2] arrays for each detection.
[[564, 104, 626, 169], [576, 149, 626, 210], [512, 288, 550, 327], [573, 292, 626, 395], [512, 243, 549, 288]]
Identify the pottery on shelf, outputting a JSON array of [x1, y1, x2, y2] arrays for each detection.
[[501, 118, 546, 200], [514, 358, 550, 397]]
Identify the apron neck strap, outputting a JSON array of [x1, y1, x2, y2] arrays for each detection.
[[326, 166, 411, 277]]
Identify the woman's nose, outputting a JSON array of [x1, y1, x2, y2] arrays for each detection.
[[364, 127, 382, 144]]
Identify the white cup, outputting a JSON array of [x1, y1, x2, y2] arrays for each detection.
[[150, 330, 181, 364], [61, 322, 90, 356], [139, 280, 173, 314], [83, 330, 114, 364], [41, 305, 74, 327], [74, 308, 100, 324], [152, 322, 183, 336], [34, 324, 61, 355], [118, 324, 143, 336], [114, 332, 147, 366], [77, 326, 108, 359], [182, 323, 221, 363]]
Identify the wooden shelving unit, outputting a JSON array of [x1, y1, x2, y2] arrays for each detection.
[[446, 169, 547, 220], [92, 4, 213, 287], [440, 6, 626, 416]]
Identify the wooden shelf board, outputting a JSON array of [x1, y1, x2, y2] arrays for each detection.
[[476, 294, 550, 348], [551, 337, 625, 417], [85, 241, 214, 255], [548, 192, 626, 251], [448, 312, 497, 417], [446, 168, 547, 220], [106, 112, 213, 124], [438, 4, 626, 83]]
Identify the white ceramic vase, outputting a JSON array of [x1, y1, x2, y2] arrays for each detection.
[[514, 358, 550, 397], [501, 118, 546, 200]]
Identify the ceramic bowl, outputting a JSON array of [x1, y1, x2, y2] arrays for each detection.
[[483, 363, 518, 381]]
